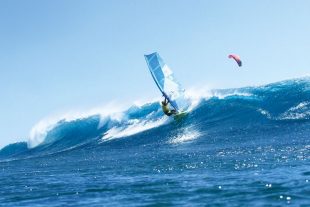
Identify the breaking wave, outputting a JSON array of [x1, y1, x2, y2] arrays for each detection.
[[1, 77, 310, 159]]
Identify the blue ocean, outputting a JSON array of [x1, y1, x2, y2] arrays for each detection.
[[0, 78, 309, 206]]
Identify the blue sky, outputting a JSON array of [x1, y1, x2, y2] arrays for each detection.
[[0, 0, 309, 147]]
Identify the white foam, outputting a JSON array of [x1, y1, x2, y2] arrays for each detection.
[[278, 101, 310, 120], [185, 86, 212, 100], [168, 127, 200, 144], [258, 102, 310, 121], [28, 119, 59, 149], [102, 117, 168, 141], [212, 91, 252, 99], [257, 108, 273, 119], [288, 101, 309, 111], [184, 86, 212, 111], [184, 86, 254, 114]]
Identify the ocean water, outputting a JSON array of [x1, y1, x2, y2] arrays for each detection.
[[0, 78, 309, 206]]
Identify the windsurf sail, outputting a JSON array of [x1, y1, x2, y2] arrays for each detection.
[[144, 52, 189, 112]]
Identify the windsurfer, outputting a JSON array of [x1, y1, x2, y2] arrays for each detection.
[[161, 97, 177, 116]]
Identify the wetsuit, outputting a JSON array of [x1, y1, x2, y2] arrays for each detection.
[[161, 99, 177, 116]]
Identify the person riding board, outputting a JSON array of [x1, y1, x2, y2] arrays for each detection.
[[161, 97, 177, 116]]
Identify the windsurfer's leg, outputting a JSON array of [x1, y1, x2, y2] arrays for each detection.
[[171, 109, 177, 114], [166, 111, 172, 116]]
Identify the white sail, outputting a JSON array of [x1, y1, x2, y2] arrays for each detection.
[[144, 52, 189, 112]]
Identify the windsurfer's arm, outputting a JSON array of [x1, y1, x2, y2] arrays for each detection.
[[164, 97, 168, 104]]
